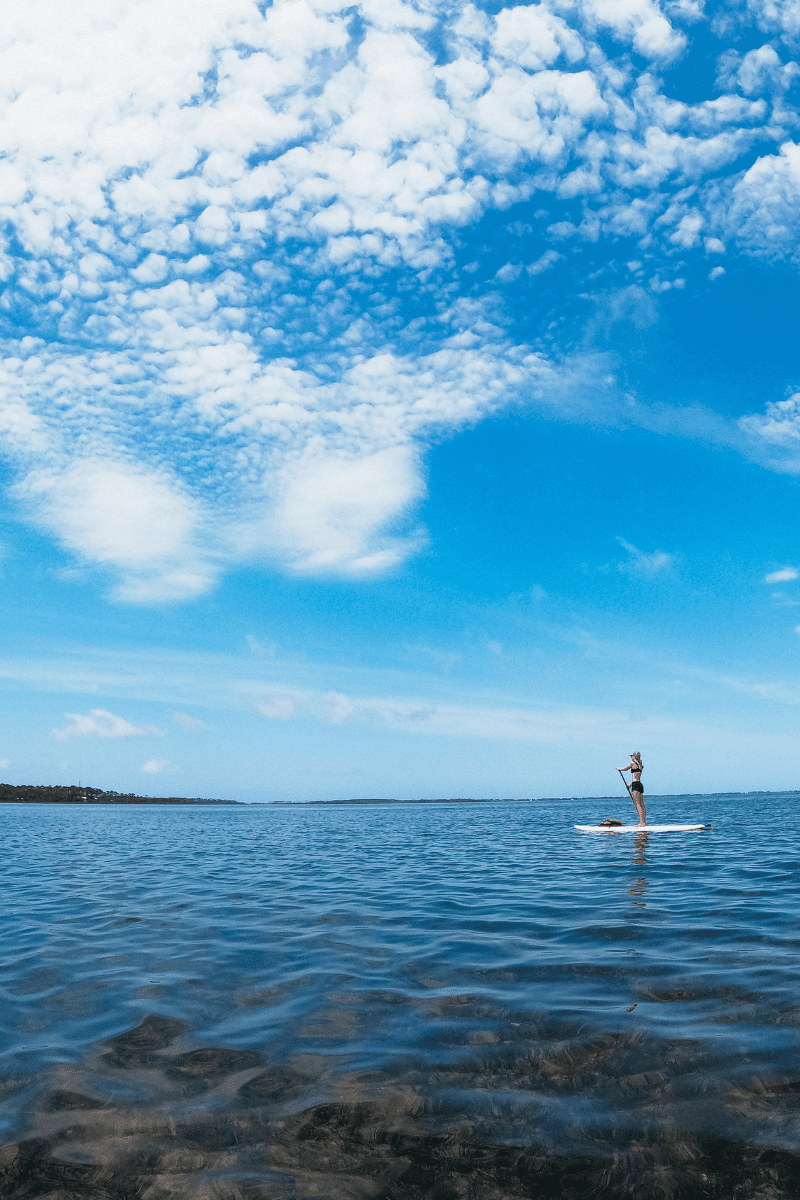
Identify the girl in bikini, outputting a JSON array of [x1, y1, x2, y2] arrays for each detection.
[[618, 753, 646, 826]]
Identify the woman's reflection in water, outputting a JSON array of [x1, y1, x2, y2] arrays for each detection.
[[629, 832, 649, 908]]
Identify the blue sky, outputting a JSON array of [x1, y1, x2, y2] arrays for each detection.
[[2, 0, 800, 801]]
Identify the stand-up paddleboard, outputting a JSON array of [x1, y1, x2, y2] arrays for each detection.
[[575, 823, 710, 833]]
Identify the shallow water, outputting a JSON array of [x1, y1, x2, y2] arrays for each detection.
[[1, 794, 800, 1199]]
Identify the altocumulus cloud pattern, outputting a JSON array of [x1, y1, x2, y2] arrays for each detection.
[[2, 0, 800, 601]]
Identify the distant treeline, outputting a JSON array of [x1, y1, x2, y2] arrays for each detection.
[[273, 797, 549, 805], [0, 784, 238, 805], [271, 791, 796, 805]]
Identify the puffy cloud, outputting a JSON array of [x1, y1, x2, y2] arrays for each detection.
[[52, 708, 164, 739], [14, 460, 215, 603], [738, 394, 800, 473], [580, 0, 686, 59], [765, 567, 799, 582], [528, 249, 561, 274], [491, 5, 585, 71], [715, 141, 800, 263], [717, 44, 800, 96], [670, 211, 703, 247], [262, 445, 426, 575], [746, 0, 800, 40]]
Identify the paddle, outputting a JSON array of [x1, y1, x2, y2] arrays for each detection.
[[617, 767, 633, 801]]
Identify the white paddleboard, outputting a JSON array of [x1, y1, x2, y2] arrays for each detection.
[[575, 823, 709, 833]]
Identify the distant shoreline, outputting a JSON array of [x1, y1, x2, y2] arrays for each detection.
[[0, 784, 239, 805], [0, 786, 794, 806], [269, 790, 798, 804]]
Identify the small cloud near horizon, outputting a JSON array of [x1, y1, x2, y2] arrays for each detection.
[[142, 759, 169, 774], [52, 709, 164, 740], [765, 567, 799, 583], [173, 711, 208, 731]]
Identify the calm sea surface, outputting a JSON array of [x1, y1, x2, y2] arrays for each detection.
[[1, 795, 800, 1198]]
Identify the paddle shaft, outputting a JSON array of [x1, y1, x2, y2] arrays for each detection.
[[617, 768, 633, 800]]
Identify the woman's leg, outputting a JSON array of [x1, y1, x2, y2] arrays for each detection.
[[633, 790, 646, 826]]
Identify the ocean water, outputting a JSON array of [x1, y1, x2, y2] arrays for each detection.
[[1, 794, 800, 1199]]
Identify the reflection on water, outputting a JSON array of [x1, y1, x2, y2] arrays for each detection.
[[633, 831, 650, 863], [1, 796, 800, 1198], [629, 832, 650, 907]]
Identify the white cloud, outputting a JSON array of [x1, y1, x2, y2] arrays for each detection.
[[246, 634, 278, 657], [258, 695, 298, 720], [132, 254, 168, 284], [527, 249, 560, 274], [717, 141, 800, 261], [616, 537, 676, 575], [581, 0, 686, 59], [52, 708, 164, 739], [738, 395, 800, 472], [717, 45, 799, 96], [0, 759, 9, 769], [142, 759, 169, 773], [765, 567, 799, 582], [492, 5, 585, 72], [495, 261, 523, 282], [14, 460, 215, 604], [669, 211, 703, 247], [747, 0, 800, 41], [173, 711, 208, 730], [263, 445, 426, 575]]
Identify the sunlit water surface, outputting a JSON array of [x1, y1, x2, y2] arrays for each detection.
[[2, 795, 800, 1199]]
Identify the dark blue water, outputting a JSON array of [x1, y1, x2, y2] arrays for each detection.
[[2, 795, 800, 1198]]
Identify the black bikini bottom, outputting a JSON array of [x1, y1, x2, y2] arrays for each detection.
[[631, 782, 644, 794]]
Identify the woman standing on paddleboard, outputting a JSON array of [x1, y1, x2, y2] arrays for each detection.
[[618, 753, 645, 827]]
